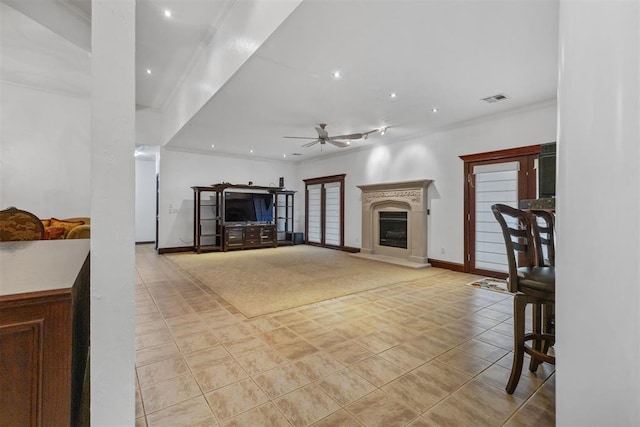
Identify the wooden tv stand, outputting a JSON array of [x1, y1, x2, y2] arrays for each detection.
[[192, 184, 296, 253], [223, 224, 276, 251]]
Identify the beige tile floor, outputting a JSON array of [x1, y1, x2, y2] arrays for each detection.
[[135, 244, 555, 427]]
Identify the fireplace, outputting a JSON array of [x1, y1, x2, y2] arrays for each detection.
[[379, 212, 407, 249], [357, 180, 432, 266]]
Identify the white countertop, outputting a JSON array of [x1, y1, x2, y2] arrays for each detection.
[[0, 239, 90, 297]]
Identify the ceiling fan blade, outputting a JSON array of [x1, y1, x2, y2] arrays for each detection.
[[315, 126, 329, 139], [302, 139, 321, 148], [328, 140, 349, 148], [330, 133, 363, 140], [283, 136, 319, 139]]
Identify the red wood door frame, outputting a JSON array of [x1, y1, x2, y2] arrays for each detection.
[[460, 145, 541, 276], [303, 174, 346, 249]]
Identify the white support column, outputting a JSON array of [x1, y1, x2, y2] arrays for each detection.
[[556, 1, 640, 425], [91, 1, 136, 425]]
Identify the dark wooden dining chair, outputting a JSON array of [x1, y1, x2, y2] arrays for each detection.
[[491, 203, 556, 394], [529, 208, 556, 364], [529, 209, 555, 267]]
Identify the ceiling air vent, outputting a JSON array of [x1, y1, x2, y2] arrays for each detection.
[[481, 93, 509, 103], [291, 153, 303, 156]]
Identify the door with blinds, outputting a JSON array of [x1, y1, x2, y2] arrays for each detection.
[[461, 147, 539, 276], [306, 184, 322, 244], [304, 175, 345, 249]]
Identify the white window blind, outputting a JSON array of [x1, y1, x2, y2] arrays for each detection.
[[324, 182, 341, 246], [474, 162, 519, 272], [307, 185, 322, 243]]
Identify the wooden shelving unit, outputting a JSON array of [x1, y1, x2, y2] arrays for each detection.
[[274, 190, 296, 245], [192, 183, 294, 253], [192, 186, 222, 253]]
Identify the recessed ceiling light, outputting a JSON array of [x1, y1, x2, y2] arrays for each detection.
[[346, 141, 351, 146], [283, 154, 287, 158], [164, 9, 172, 18], [211, 144, 215, 148], [250, 149, 254, 154], [333, 71, 341, 79], [146, 69, 152, 75], [380, 129, 386, 135], [389, 93, 397, 98], [431, 108, 439, 113]]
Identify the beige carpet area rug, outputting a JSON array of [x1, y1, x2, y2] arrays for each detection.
[[466, 277, 510, 294], [165, 245, 448, 318]]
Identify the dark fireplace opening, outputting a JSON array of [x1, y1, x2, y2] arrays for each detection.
[[379, 211, 408, 249]]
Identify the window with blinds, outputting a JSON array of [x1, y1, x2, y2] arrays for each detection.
[[474, 162, 519, 273]]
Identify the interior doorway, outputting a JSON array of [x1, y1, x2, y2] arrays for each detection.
[[134, 155, 158, 245], [461, 146, 540, 276], [303, 174, 345, 249]]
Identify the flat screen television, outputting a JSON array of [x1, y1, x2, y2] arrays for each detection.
[[224, 192, 273, 223]]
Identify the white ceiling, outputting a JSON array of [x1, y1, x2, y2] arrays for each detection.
[[1, 0, 559, 162], [169, 0, 559, 161], [135, 0, 234, 110]]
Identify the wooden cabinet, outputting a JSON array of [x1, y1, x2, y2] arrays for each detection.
[[193, 183, 289, 253], [223, 224, 276, 251], [0, 239, 90, 427], [224, 225, 244, 250]]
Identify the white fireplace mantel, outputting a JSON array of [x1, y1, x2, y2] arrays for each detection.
[[357, 179, 433, 266]]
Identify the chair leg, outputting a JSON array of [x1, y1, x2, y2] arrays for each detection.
[[530, 301, 555, 372], [541, 302, 554, 353], [506, 294, 527, 394], [529, 302, 543, 373]]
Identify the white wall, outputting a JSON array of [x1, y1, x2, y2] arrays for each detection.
[[0, 82, 90, 218], [158, 149, 298, 248], [556, 1, 640, 424], [297, 102, 557, 264], [90, 1, 136, 424], [157, 103, 556, 257], [136, 109, 163, 147], [135, 159, 157, 242]]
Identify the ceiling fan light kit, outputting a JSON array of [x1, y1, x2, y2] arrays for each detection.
[[284, 123, 385, 149]]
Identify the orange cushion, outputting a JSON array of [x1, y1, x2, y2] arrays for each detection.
[[43, 226, 66, 240], [50, 218, 85, 238], [41, 219, 51, 227]]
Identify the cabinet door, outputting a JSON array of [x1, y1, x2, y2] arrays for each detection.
[[0, 293, 73, 427], [225, 227, 244, 248], [0, 322, 42, 426]]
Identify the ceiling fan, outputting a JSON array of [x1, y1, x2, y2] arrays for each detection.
[[284, 123, 380, 149]]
